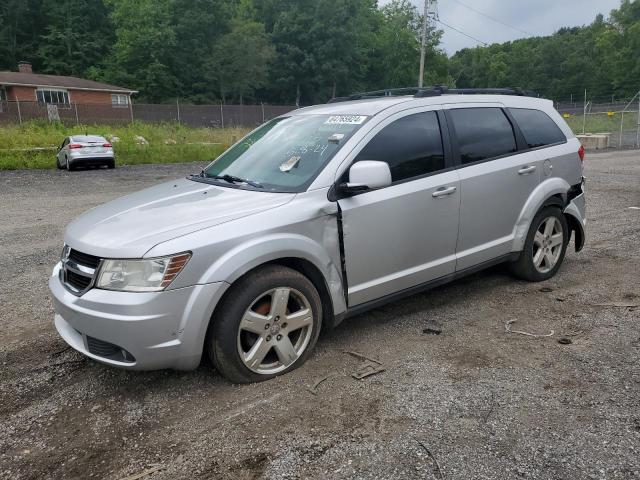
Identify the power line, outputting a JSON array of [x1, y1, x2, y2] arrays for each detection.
[[449, 0, 532, 36], [436, 18, 488, 46]]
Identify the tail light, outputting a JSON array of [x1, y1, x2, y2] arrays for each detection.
[[103, 143, 112, 148], [578, 145, 585, 162], [68, 143, 83, 149]]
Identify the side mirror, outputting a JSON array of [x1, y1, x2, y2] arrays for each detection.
[[340, 161, 392, 195]]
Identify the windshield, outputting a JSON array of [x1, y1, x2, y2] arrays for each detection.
[[200, 114, 368, 192]]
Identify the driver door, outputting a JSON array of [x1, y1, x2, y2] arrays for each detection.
[[337, 109, 460, 306]]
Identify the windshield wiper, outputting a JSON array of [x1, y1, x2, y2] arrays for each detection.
[[210, 173, 263, 188], [192, 170, 263, 188]]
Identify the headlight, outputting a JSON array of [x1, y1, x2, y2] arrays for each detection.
[[96, 252, 191, 292]]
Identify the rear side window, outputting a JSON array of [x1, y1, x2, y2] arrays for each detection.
[[509, 108, 566, 148], [355, 111, 444, 182], [449, 108, 517, 164]]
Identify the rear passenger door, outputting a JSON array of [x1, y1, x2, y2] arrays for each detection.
[[338, 108, 460, 306], [445, 104, 541, 270]]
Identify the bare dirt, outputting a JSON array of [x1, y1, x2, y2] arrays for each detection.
[[1, 152, 639, 480]]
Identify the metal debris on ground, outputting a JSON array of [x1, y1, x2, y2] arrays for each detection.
[[351, 361, 386, 380], [540, 287, 554, 293], [415, 439, 445, 480], [422, 320, 442, 335], [558, 337, 573, 345], [118, 465, 164, 480], [307, 375, 330, 395], [505, 320, 555, 338], [594, 302, 639, 309], [345, 351, 386, 380]]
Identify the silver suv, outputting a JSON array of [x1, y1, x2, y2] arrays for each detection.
[[49, 88, 586, 383]]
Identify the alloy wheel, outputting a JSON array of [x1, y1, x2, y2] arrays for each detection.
[[237, 287, 314, 375], [532, 216, 564, 273]]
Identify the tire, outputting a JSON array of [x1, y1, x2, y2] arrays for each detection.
[[66, 157, 73, 171], [510, 206, 569, 282], [208, 265, 322, 384], [56, 157, 63, 169]]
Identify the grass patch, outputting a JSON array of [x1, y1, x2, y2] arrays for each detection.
[[564, 111, 638, 134], [0, 120, 249, 170]]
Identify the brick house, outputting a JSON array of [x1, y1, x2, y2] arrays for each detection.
[[0, 61, 137, 123], [0, 61, 136, 106]]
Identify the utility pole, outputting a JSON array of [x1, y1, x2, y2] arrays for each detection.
[[418, 0, 431, 88]]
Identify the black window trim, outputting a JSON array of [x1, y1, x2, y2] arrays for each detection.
[[507, 107, 568, 153], [445, 106, 570, 169], [332, 108, 454, 200]]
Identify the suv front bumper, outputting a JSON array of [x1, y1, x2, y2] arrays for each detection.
[[49, 263, 228, 370]]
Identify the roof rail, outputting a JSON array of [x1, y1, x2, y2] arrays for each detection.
[[327, 86, 540, 103]]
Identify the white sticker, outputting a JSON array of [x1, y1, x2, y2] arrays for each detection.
[[325, 115, 367, 125]]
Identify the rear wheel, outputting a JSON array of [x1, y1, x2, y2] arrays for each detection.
[[55, 156, 63, 169], [510, 206, 569, 282], [208, 265, 322, 383], [65, 156, 73, 171]]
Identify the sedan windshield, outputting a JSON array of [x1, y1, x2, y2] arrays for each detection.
[[200, 114, 368, 192]]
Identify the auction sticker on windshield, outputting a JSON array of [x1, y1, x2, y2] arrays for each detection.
[[324, 115, 368, 125]]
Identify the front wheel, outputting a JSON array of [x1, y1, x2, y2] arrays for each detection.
[[208, 265, 322, 383], [510, 206, 569, 282]]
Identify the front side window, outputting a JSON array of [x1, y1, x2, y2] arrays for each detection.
[[449, 108, 517, 164], [201, 114, 367, 192], [354, 111, 445, 182], [509, 108, 566, 149], [36, 89, 70, 107]]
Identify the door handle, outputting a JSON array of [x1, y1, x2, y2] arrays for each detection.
[[518, 165, 536, 175], [432, 186, 457, 198]]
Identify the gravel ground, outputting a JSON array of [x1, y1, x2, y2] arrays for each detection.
[[1, 152, 639, 480]]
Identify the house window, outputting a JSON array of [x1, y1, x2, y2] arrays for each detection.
[[0, 86, 6, 112], [111, 94, 129, 107], [36, 89, 70, 108]]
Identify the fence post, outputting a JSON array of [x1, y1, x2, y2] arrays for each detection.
[[261, 102, 265, 122], [74, 102, 79, 125], [583, 90, 587, 132], [220, 103, 225, 128], [637, 91, 640, 148], [15, 99, 22, 125], [129, 100, 134, 124], [620, 111, 625, 149], [176, 98, 181, 124]]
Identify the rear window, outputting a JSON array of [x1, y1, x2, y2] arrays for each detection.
[[509, 108, 566, 149], [449, 108, 517, 164]]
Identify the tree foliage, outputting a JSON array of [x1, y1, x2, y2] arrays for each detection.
[[450, 0, 640, 102], [1, 0, 639, 104]]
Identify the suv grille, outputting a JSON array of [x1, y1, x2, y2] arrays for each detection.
[[61, 248, 101, 296]]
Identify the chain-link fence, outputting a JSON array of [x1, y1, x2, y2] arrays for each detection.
[[559, 105, 640, 149], [0, 101, 297, 128]]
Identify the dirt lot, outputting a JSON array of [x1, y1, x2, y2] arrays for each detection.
[[1, 152, 639, 480]]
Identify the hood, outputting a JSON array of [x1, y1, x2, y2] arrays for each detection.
[[65, 178, 295, 258]]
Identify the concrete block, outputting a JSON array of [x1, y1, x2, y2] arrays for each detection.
[[576, 134, 609, 150]]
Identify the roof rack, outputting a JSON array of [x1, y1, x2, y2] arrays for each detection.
[[327, 86, 540, 103]]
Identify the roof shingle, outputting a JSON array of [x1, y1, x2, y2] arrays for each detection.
[[0, 71, 137, 93]]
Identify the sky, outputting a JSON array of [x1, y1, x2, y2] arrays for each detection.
[[385, 0, 622, 55]]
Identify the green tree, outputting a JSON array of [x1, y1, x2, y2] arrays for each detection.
[[208, 19, 275, 103], [37, 0, 114, 76]]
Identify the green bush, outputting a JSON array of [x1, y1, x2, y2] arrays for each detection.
[[0, 120, 248, 170]]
